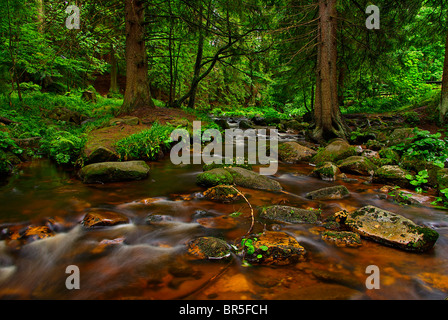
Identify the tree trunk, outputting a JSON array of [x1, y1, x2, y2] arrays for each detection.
[[440, 29, 448, 123], [121, 0, 154, 114], [311, 0, 349, 143]]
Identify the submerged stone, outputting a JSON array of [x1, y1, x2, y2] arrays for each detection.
[[202, 185, 242, 203], [82, 210, 130, 228], [259, 205, 319, 224], [243, 231, 306, 265], [345, 205, 439, 252], [305, 185, 350, 200], [321, 231, 362, 248], [187, 237, 231, 260]]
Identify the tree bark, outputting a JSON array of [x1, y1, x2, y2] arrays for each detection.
[[121, 0, 154, 114], [440, 29, 448, 123], [311, 0, 349, 143]]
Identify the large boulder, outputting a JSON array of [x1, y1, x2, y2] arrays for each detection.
[[242, 231, 306, 265], [225, 167, 282, 191], [373, 165, 410, 187], [337, 156, 377, 176], [196, 168, 234, 188], [345, 206, 439, 252], [78, 161, 150, 184], [278, 142, 317, 163], [312, 139, 357, 165], [259, 205, 319, 224], [305, 185, 350, 200], [84, 145, 119, 165]]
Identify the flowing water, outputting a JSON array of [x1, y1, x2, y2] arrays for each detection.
[[0, 128, 447, 300]]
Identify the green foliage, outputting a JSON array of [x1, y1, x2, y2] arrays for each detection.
[[406, 169, 429, 193], [39, 127, 86, 166], [115, 122, 174, 161], [391, 129, 448, 168], [431, 188, 448, 207]]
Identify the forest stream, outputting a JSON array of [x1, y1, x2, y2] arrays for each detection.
[[0, 125, 447, 300]]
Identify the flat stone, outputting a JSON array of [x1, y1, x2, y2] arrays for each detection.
[[305, 185, 350, 200], [345, 205, 439, 252], [259, 205, 319, 224], [82, 210, 130, 228], [78, 161, 150, 184]]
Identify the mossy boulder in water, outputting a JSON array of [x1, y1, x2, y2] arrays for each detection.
[[259, 205, 319, 224], [243, 231, 306, 265], [305, 185, 350, 200], [187, 236, 231, 260], [202, 185, 242, 203], [312, 139, 357, 165], [278, 142, 317, 163], [337, 156, 377, 176], [225, 167, 282, 191], [345, 205, 439, 252], [79, 161, 150, 184], [321, 231, 362, 248], [196, 168, 234, 188], [311, 162, 340, 181], [373, 165, 410, 187]]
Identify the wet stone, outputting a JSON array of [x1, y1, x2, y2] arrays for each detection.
[[187, 237, 231, 260], [81, 210, 130, 228]]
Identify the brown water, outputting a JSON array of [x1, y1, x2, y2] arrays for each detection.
[[0, 156, 447, 300]]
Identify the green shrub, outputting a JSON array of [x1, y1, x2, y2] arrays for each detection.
[[115, 122, 174, 161], [39, 128, 86, 166], [391, 129, 448, 168]]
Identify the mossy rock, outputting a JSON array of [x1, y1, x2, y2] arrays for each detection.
[[305, 185, 350, 200], [226, 167, 282, 191], [378, 147, 400, 165], [345, 205, 439, 252], [311, 162, 340, 182], [203, 161, 252, 172], [373, 165, 410, 188], [321, 231, 362, 248], [202, 185, 242, 203], [312, 139, 357, 165], [259, 205, 319, 224], [436, 168, 448, 190], [278, 142, 317, 163], [78, 161, 150, 184], [387, 128, 416, 146], [243, 231, 306, 265], [337, 156, 377, 176], [187, 237, 231, 260], [196, 168, 234, 188]]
